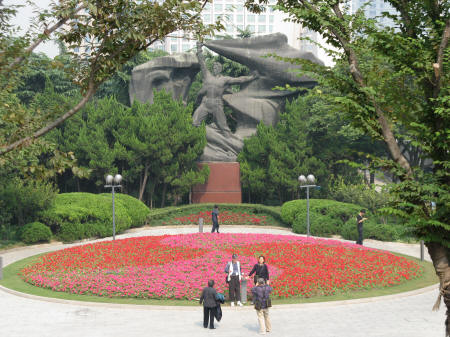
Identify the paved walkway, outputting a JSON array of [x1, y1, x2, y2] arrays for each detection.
[[0, 226, 445, 337]]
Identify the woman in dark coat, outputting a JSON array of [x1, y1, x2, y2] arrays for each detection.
[[248, 256, 270, 285], [199, 280, 218, 329]]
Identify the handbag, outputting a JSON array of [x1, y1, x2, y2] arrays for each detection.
[[254, 299, 262, 310], [266, 298, 272, 308]]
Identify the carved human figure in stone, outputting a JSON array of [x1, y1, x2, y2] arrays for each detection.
[[193, 42, 258, 133]]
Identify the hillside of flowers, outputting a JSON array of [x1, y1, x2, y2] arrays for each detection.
[[20, 233, 423, 300]]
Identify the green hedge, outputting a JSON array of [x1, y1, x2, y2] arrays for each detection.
[[100, 193, 149, 228], [39, 193, 149, 242], [147, 203, 285, 227], [21, 222, 52, 244], [281, 199, 407, 241]]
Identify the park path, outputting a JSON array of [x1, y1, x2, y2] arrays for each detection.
[[0, 226, 445, 337]]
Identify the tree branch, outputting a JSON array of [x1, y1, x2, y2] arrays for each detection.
[[7, 4, 85, 70], [433, 19, 450, 98], [0, 81, 96, 156]]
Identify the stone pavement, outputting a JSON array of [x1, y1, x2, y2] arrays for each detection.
[[0, 226, 445, 337]]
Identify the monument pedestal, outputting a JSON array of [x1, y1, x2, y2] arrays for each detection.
[[192, 162, 242, 204]]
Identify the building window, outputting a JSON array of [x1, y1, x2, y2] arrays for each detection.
[[236, 14, 243, 23], [171, 44, 178, 52], [248, 25, 255, 32], [226, 14, 234, 23], [182, 44, 190, 51], [258, 25, 266, 33], [235, 4, 244, 12], [214, 4, 223, 12], [247, 15, 255, 23], [258, 15, 266, 23], [225, 4, 233, 11], [269, 25, 273, 32], [237, 24, 244, 30], [269, 15, 274, 23]]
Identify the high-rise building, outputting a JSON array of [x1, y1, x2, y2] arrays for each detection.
[[150, 0, 319, 58], [351, 0, 397, 27]]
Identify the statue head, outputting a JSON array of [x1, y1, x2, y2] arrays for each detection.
[[212, 62, 222, 75]]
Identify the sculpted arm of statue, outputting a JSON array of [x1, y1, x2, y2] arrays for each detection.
[[196, 41, 209, 77], [226, 70, 259, 85]]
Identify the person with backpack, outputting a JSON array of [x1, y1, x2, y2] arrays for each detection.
[[251, 278, 272, 335], [199, 280, 218, 329], [224, 253, 243, 306]]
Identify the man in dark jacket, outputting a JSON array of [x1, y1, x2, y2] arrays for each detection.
[[200, 280, 218, 329], [211, 205, 220, 233], [356, 209, 368, 245], [251, 278, 272, 335]]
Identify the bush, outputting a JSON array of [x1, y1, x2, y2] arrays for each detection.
[[281, 199, 362, 237], [100, 193, 150, 228], [39, 193, 136, 242], [147, 203, 285, 227], [21, 222, 52, 244], [341, 219, 402, 242]]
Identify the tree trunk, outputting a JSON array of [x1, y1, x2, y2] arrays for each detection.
[[160, 183, 167, 208], [138, 163, 149, 201], [426, 242, 450, 336]]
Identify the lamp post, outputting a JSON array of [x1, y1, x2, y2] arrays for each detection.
[[298, 174, 317, 237], [105, 174, 122, 240]]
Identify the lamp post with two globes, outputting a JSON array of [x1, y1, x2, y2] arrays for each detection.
[[105, 174, 122, 240], [298, 174, 317, 237]]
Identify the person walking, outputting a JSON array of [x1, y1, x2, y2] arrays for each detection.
[[252, 278, 272, 335], [211, 205, 220, 233], [248, 256, 270, 286], [356, 209, 368, 245], [224, 253, 243, 306], [199, 280, 218, 329]]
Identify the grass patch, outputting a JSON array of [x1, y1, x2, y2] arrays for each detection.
[[0, 252, 437, 306]]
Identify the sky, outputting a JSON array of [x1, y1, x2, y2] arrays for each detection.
[[7, 0, 333, 66]]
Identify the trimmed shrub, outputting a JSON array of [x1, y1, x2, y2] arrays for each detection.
[[147, 203, 285, 227], [341, 219, 402, 242], [40, 193, 133, 242], [282, 199, 362, 236], [100, 193, 150, 228], [21, 222, 52, 244]]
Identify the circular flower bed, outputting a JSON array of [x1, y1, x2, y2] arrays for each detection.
[[20, 233, 423, 300]]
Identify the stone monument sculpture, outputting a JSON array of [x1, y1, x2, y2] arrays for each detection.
[[129, 33, 323, 203]]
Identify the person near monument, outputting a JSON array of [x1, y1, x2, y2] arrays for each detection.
[[193, 41, 258, 133], [251, 278, 272, 335], [356, 209, 368, 245], [248, 256, 270, 286], [211, 205, 220, 233], [224, 253, 243, 306], [199, 279, 218, 329]]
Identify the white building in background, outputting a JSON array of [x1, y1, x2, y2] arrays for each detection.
[[351, 0, 397, 27], [150, 0, 320, 58]]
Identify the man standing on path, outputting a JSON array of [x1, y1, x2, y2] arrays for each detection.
[[211, 205, 220, 233], [356, 209, 368, 245], [224, 253, 243, 306], [199, 280, 218, 329], [251, 278, 272, 335]]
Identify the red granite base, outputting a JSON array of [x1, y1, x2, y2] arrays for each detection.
[[192, 162, 242, 204]]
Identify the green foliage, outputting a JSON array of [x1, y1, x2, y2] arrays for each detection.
[[99, 193, 150, 228], [329, 177, 390, 214], [147, 203, 285, 227], [20, 222, 52, 244], [39, 193, 132, 242], [0, 179, 57, 241]]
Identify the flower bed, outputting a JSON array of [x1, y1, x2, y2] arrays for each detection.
[[20, 233, 423, 300], [173, 211, 267, 226]]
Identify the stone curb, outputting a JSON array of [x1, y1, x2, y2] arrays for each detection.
[[0, 283, 439, 311]]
